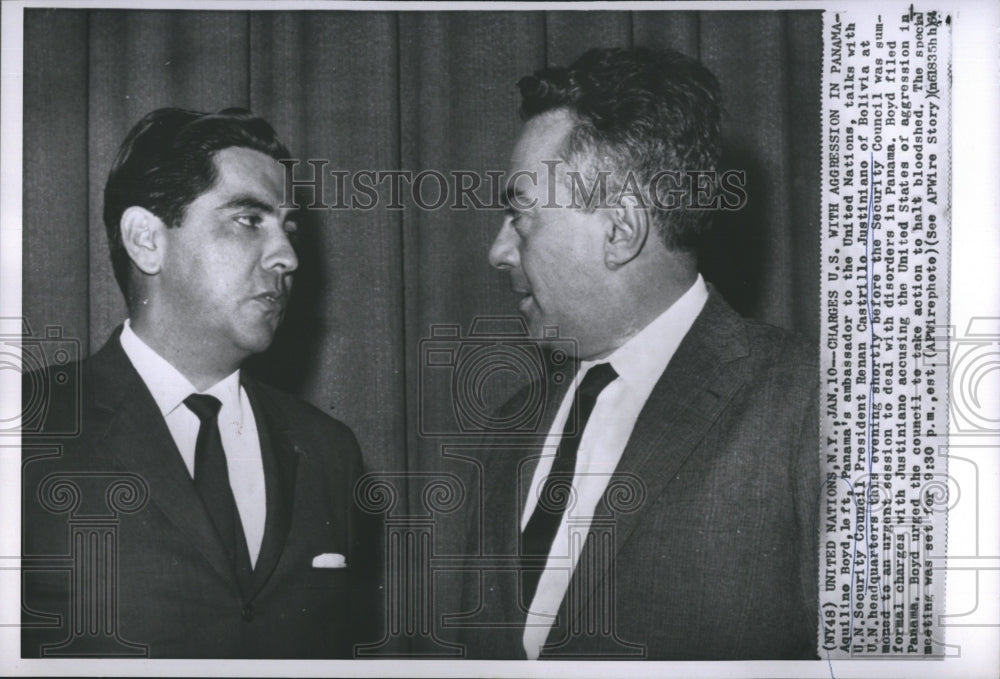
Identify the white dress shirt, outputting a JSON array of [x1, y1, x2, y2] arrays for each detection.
[[520, 275, 710, 658], [119, 320, 266, 566]]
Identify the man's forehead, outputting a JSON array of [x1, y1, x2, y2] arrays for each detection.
[[509, 109, 574, 171], [210, 147, 285, 197], [214, 146, 282, 177]]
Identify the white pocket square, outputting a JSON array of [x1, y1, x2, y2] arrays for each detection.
[[311, 552, 347, 569]]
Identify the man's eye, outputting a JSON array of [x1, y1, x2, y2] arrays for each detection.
[[284, 221, 299, 242], [235, 214, 262, 229]]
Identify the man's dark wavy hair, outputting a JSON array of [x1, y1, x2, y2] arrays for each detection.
[[518, 47, 723, 252], [103, 107, 290, 304]]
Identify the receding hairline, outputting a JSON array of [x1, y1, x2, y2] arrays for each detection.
[[511, 107, 581, 170]]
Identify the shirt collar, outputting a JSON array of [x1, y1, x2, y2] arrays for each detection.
[[581, 274, 709, 390], [119, 319, 242, 417]]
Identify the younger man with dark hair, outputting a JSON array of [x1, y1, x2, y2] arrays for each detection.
[[22, 108, 378, 658]]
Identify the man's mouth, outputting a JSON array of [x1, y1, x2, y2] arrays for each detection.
[[254, 291, 288, 312], [515, 290, 534, 311]]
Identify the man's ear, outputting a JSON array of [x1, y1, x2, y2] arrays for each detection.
[[120, 206, 165, 276], [604, 195, 650, 269]]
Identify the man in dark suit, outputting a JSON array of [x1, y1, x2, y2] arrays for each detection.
[[21, 108, 378, 658], [458, 47, 819, 660]]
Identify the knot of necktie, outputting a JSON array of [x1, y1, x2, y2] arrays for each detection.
[[184, 394, 222, 422], [578, 362, 618, 398]]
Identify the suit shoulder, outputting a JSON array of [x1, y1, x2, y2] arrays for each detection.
[[735, 318, 818, 403], [741, 318, 818, 371]]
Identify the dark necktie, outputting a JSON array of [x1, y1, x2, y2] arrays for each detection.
[[184, 394, 254, 597], [520, 362, 618, 608]]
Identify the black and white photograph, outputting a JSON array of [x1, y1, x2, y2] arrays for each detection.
[[1, 1, 997, 677]]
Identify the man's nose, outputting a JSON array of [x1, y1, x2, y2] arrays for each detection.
[[488, 218, 519, 270], [263, 229, 299, 275]]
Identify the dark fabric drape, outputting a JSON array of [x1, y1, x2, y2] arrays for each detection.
[[22, 8, 821, 651]]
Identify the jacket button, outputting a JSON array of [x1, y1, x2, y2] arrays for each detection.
[[241, 604, 255, 621]]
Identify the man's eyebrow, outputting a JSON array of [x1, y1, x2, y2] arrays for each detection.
[[217, 195, 277, 214]]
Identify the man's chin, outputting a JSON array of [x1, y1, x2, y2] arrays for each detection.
[[233, 323, 281, 358], [523, 314, 562, 343]]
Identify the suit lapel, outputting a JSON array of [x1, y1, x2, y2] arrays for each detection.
[[549, 291, 752, 648], [242, 379, 298, 599], [89, 334, 236, 589]]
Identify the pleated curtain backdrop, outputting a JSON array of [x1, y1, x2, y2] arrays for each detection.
[[23, 8, 821, 651]]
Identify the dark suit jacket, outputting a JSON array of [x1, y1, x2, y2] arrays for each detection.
[[457, 289, 819, 660], [22, 330, 380, 658]]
